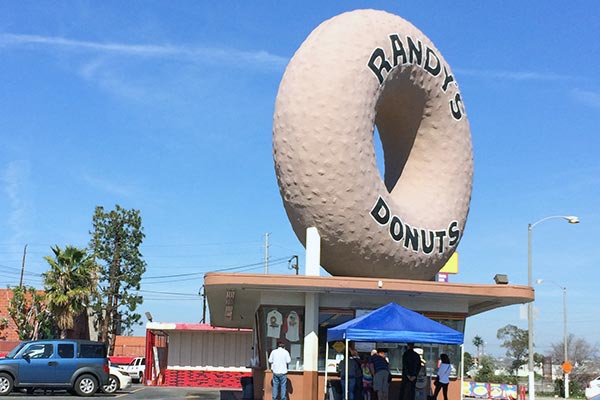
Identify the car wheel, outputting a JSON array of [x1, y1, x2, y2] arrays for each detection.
[[102, 374, 119, 394], [0, 373, 13, 396], [74, 374, 98, 397]]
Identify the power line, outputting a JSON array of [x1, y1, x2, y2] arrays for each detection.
[[142, 255, 292, 280], [143, 272, 201, 280], [139, 289, 198, 296]]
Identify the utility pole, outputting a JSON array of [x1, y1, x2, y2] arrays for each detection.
[[264, 233, 270, 274], [200, 286, 207, 324], [288, 255, 299, 275], [19, 244, 27, 288]]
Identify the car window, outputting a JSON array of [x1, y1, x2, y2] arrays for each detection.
[[79, 343, 106, 358], [141, 358, 145, 365], [24, 343, 53, 359], [58, 344, 75, 358], [5, 342, 26, 359]]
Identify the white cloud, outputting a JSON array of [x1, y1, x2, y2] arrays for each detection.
[[455, 68, 575, 82], [80, 172, 134, 198], [79, 58, 157, 101], [0, 33, 288, 70], [0, 32, 288, 106], [571, 88, 600, 109], [1, 160, 33, 243]]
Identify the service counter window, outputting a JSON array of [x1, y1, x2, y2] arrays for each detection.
[[419, 317, 464, 377], [318, 310, 464, 376], [380, 317, 464, 377], [258, 306, 304, 371], [318, 308, 356, 372]]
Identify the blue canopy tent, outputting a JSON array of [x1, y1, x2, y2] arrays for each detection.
[[325, 302, 464, 399], [327, 302, 464, 344]]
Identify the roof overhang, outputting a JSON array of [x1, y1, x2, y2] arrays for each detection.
[[145, 322, 252, 333], [204, 273, 533, 329]]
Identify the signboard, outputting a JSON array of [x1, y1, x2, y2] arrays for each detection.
[[439, 252, 459, 274], [562, 361, 573, 373], [332, 341, 345, 353]]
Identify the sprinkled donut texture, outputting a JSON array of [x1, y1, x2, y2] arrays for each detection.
[[273, 9, 473, 280]]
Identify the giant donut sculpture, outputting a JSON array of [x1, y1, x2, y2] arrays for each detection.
[[273, 9, 473, 280]]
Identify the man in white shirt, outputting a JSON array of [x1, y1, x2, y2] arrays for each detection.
[[268, 341, 291, 400]]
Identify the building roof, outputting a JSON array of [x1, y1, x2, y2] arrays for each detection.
[[145, 322, 251, 332], [204, 273, 533, 328]]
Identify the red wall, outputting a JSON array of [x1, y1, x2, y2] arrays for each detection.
[[163, 369, 250, 388]]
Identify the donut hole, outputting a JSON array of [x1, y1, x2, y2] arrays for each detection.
[[374, 69, 427, 194], [373, 126, 385, 184]]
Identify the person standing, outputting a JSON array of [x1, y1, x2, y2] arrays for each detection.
[[369, 348, 390, 400], [432, 354, 452, 400], [339, 348, 363, 400], [402, 343, 422, 400], [268, 341, 291, 400]]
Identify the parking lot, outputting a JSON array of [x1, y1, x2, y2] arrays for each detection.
[[6, 385, 237, 400]]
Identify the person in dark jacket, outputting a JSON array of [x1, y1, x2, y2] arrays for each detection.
[[339, 348, 363, 400], [369, 349, 390, 400], [402, 343, 422, 400]]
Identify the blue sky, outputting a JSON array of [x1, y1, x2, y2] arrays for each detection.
[[1, 1, 598, 358]]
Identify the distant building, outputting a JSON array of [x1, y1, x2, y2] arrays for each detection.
[[0, 288, 26, 342], [0, 288, 90, 350], [144, 323, 252, 389]]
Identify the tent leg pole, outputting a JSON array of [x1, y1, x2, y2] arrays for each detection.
[[325, 343, 329, 395], [429, 344, 433, 397], [345, 339, 349, 400], [460, 344, 464, 400]]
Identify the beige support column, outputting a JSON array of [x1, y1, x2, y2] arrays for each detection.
[[304, 291, 319, 400], [304, 227, 321, 398], [305, 227, 321, 276]]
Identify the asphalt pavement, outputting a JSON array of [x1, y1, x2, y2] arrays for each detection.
[[7, 386, 232, 399], [6, 387, 570, 400]]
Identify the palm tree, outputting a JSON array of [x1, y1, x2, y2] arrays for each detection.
[[43, 245, 97, 339], [473, 335, 484, 361]]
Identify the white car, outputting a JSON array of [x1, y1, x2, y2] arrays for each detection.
[[123, 356, 146, 383], [102, 365, 132, 394], [586, 376, 600, 400]]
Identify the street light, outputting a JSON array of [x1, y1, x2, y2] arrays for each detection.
[[528, 216, 578, 400], [536, 279, 569, 398]]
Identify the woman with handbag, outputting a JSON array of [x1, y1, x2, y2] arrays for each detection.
[[432, 354, 452, 400]]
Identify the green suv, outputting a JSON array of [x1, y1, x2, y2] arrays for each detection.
[[0, 339, 109, 396]]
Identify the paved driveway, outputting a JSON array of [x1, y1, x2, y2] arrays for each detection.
[[8, 386, 236, 400]]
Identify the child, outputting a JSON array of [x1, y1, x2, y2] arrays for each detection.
[[361, 356, 373, 400]]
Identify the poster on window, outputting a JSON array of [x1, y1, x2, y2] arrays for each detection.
[[266, 309, 283, 338], [283, 310, 301, 342]]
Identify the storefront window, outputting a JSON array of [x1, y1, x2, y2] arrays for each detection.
[[258, 306, 304, 370], [317, 309, 464, 376], [256, 305, 464, 375], [318, 308, 355, 371], [367, 317, 464, 377]]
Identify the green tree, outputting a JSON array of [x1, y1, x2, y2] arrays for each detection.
[[0, 317, 8, 340], [463, 351, 474, 376], [497, 324, 533, 375], [7, 285, 54, 340], [89, 205, 146, 355], [473, 354, 497, 382], [42, 245, 97, 339], [473, 354, 518, 385]]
